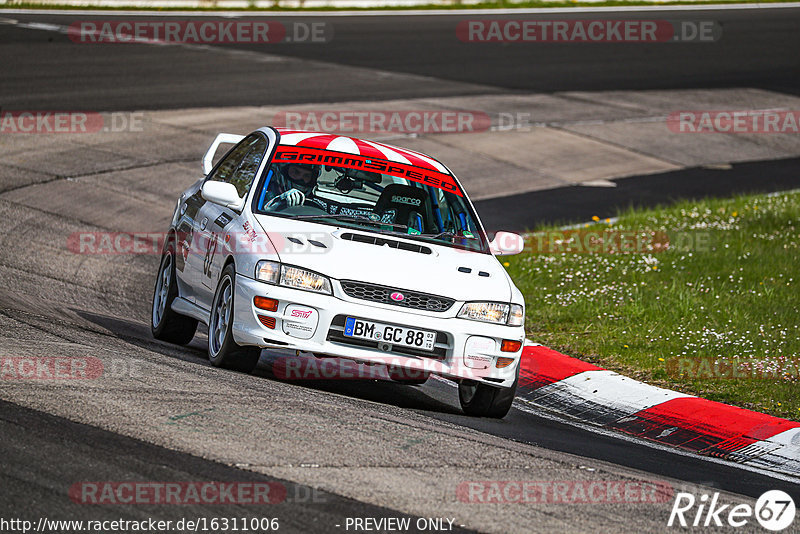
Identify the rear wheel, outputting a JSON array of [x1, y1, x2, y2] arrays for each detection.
[[151, 246, 197, 345], [458, 365, 519, 418], [208, 264, 261, 373]]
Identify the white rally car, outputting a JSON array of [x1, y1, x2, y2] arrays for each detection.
[[152, 127, 526, 417]]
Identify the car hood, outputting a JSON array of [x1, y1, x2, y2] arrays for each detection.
[[254, 215, 513, 303]]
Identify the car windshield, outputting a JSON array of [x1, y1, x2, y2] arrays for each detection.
[[253, 145, 490, 253]]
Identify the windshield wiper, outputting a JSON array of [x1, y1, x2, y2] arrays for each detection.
[[421, 231, 478, 240], [295, 214, 370, 223]]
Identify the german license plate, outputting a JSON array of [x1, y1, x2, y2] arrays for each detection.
[[344, 317, 436, 352]]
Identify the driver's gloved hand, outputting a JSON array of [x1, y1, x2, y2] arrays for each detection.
[[267, 188, 305, 208]]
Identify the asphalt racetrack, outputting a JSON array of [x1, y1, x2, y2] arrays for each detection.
[[1, 6, 799, 533], [2, 8, 800, 110]]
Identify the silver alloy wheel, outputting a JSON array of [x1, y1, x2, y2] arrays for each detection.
[[152, 253, 172, 327], [210, 275, 233, 356]]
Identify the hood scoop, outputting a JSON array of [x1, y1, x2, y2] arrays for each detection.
[[340, 232, 432, 255]]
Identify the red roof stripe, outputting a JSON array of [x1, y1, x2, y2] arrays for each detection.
[[351, 138, 388, 160], [293, 133, 341, 151], [274, 128, 448, 174]]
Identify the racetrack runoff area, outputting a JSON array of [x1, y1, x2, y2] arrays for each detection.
[[4, 87, 800, 224]]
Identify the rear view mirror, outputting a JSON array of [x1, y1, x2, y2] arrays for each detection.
[[201, 181, 244, 211], [346, 169, 383, 183], [325, 166, 383, 183], [489, 231, 524, 255]]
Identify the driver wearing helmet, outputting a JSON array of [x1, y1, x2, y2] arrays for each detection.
[[264, 163, 322, 209]]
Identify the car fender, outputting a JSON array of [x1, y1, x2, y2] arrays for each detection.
[[220, 215, 282, 281]]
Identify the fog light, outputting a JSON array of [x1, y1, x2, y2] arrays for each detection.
[[258, 315, 276, 329], [496, 357, 516, 368], [501, 340, 522, 353], [254, 296, 279, 311]]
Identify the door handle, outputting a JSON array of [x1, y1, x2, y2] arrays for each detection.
[[200, 217, 208, 230]]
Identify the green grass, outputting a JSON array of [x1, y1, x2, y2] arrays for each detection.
[[505, 190, 800, 421], [2, 0, 798, 11]]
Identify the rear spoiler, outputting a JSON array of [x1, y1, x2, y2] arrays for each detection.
[[202, 133, 244, 175]]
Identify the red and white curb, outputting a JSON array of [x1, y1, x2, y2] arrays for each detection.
[[516, 342, 800, 478]]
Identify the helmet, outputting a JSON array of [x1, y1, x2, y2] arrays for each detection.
[[279, 163, 321, 194]]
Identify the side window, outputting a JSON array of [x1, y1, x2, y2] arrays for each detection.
[[207, 134, 268, 199]]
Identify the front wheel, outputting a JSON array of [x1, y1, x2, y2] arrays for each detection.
[[151, 246, 198, 345], [458, 365, 518, 418], [208, 264, 261, 373]]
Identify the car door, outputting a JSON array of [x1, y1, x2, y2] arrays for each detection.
[[190, 133, 269, 310], [173, 183, 206, 304]]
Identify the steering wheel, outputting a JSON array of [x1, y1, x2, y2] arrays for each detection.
[[268, 195, 316, 212]]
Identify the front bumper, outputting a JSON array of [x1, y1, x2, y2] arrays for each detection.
[[232, 275, 523, 388]]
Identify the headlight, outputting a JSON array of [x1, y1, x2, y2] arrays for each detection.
[[254, 261, 332, 295], [458, 302, 524, 326], [280, 265, 332, 294], [458, 302, 509, 324]]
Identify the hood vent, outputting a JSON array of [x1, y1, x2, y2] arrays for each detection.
[[340, 232, 432, 255], [286, 235, 327, 249]]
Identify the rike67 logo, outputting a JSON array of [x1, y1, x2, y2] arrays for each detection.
[[668, 490, 795, 531]]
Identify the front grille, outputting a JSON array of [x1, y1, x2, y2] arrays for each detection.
[[326, 315, 449, 360], [340, 280, 455, 312]]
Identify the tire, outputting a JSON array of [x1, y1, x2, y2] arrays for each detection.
[[207, 264, 261, 373], [151, 245, 198, 345], [458, 364, 519, 418]]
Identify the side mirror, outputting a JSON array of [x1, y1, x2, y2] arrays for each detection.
[[201, 181, 244, 211], [489, 231, 524, 256]]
